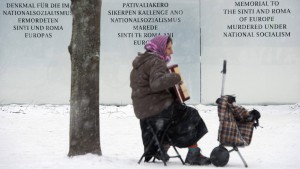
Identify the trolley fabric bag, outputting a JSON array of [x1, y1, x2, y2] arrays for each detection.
[[217, 95, 254, 147]]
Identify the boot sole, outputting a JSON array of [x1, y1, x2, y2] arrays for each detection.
[[185, 160, 211, 165]]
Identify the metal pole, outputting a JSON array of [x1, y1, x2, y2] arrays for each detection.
[[235, 148, 248, 168], [221, 60, 227, 96]]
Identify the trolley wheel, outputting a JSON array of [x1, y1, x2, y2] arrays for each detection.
[[210, 145, 230, 167]]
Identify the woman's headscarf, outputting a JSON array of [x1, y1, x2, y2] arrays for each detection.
[[144, 35, 171, 63]]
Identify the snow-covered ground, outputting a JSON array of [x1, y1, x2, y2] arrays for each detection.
[[0, 103, 299, 169]]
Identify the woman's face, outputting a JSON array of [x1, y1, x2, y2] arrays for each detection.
[[165, 42, 173, 56]]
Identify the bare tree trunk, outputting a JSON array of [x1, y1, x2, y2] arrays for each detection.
[[68, 0, 102, 156]]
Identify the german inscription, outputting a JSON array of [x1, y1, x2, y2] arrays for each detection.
[[2, 2, 71, 38]]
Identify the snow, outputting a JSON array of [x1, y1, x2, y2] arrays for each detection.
[[0, 103, 299, 169]]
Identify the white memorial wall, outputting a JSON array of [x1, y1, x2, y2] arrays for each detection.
[[201, 0, 300, 104], [0, 0, 299, 105]]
